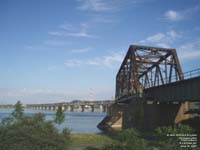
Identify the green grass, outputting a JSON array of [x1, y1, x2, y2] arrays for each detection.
[[70, 133, 114, 150]]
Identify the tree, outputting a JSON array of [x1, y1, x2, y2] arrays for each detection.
[[0, 113, 70, 150], [11, 100, 24, 120], [54, 105, 65, 124]]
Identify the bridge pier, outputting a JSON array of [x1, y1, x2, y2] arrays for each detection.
[[88, 105, 94, 112], [99, 99, 199, 131], [55, 106, 58, 111], [78, 105, 85, 112], [99, 105, 106, 112], [67, 105, 74, 112], [61, 105, 65, 111]]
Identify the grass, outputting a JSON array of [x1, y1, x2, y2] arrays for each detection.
[[70, 133, 114, 150]]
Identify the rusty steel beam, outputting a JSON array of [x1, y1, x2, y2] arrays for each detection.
[[115, 45, 183, 101]]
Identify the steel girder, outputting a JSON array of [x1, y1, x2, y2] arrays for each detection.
[[115, 45, 183, 101]]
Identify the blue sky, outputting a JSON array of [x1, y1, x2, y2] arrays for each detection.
[[0, 0, 200, 104]]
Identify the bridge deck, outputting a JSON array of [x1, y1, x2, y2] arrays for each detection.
[[143, 76, 200, 102]]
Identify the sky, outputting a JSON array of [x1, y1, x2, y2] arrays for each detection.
[[0, 0, 200, 104]]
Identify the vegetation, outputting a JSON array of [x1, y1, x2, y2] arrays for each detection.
[[0, 101, 198, 150], [102, 125, 197, 150], [11, 100, 24, 119], [152, 124, 195, 150], [103, 129, 148, 150], [54, 105, 65, 124], [0, 101, 70, 150]]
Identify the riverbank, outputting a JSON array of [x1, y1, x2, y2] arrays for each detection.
[[70, 133, 114, 150]]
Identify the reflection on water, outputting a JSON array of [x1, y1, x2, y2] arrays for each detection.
[[0, 108, 106, 133]]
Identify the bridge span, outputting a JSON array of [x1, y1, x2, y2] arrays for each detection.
[[26, 100, 114, 112], [98, 45, 200, 130]]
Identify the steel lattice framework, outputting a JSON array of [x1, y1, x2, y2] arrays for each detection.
[[115, 45, 183, 101]]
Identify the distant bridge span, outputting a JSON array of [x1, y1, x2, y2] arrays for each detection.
[[26, 100, 114, 112]]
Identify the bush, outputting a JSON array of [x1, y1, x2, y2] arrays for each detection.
[[103, 128, 149, 150], [0, 101, 70, 150], [154, 124, 195, 150]]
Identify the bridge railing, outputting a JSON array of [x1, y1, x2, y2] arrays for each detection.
[[143, 68, 200, 89], [181, 68, 200, 80]]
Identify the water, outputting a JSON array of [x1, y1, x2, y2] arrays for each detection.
[[0, 108, 106, 133]]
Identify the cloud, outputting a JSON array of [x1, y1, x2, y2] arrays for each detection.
[[163, 5, 200, 21], [76, 0, 144, 12], [48, 31, 64, 36], [164, 10, 181, 21], [71, 47, 91, 53], [178, 39, 200, 60], [59, 23, 75, 31], [49, 23, 97, 38], [64, 59, 82, 68], [44, 40, 65, 46], [139, 30, 182, 48], [86, 52, 124, 68], [0, 88, 88, 104], [64, 51, 124, 69], [77, 0, 111, 12]]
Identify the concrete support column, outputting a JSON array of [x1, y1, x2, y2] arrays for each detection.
[[100, 105, 106, 112], [61, 105, 65, 111], [50, 106, 54, 111], [88, 105, 94, 112], [67, 105, 74, 112], [78, 105, 85, 112]]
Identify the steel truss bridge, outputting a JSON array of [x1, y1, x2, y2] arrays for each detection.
[[116, 45, 200, 103]]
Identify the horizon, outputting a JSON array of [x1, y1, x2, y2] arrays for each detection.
[[0, 0, 200, 104]]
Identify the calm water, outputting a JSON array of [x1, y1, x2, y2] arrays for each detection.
[[0, 108, 106, 133]]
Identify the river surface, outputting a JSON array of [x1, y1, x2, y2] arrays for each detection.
[[0, 108, 106, 133]]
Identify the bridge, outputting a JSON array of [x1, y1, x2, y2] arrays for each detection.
[[26, 100, 114, 112], [98, 45, 200, 130]]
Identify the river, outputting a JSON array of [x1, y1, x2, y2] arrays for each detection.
[[0, 108, 106, 133]]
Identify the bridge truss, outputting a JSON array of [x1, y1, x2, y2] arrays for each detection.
[[115, 45, 183, 101]]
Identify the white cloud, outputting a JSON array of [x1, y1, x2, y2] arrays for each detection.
[[59, 23, 75, 31], [87, 52, 124, 68], [64, 51, 124, 69], [164, 10, 181, 21], [71, 47, 91, 53], [77, 0, 111, 12], [44, 40, 65, 46], [76, 0, 144, 12], [178, 39, 200, 60], [64, 59, 82, 68], [163, 5, 200, 21], [49, 23, 97, 38], [0, 88, 88, 104], [48, 31, 64, 36], [139, 30, 182, 48]]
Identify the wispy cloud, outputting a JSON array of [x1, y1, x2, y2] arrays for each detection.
[[48, 23, 97, 38], [163, 5, 200, 21], [44, 40, 66, 46], [64, 59, 82, 68], [178, 39, 200, 60], [64, 51, 124, 69], [59, 23, 75, 31], [0, 88, 88, 104], [71, 47, 91, 53], [77, 0, 112, 12], [139, 30, 182, 48], [76, 0, 144, 12], [86, 52, 124, 68]]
